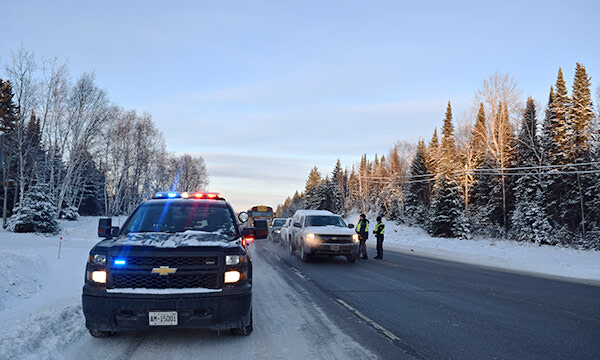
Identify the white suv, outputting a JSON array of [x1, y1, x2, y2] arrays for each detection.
[[289, 210, 359, 263]]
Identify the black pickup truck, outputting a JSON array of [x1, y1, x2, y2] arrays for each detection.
[[82, 192, 254, 337]]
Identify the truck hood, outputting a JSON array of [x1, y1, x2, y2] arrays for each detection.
[[96, 231, 241, 250], [303, 226, 355, 236]]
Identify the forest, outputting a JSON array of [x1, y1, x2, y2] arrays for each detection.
[[277, 64, 600, 249], [0, 48, 208, 233]]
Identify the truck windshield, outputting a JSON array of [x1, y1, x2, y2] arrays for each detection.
[[121, 201, 237, 237], [305, 216, 346, 227]]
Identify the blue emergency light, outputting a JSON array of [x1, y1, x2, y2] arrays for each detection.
[[113, 259, 127, 266]]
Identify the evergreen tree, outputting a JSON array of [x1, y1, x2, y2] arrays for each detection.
[[427, 103, 469, 238], [304, 166, 325, 209], [427, 175, 469, 239], [561, 63, 595, 237], [471, 103, 488, 168], [470, 154, 505, 236], [510, 98, 551, 243], [553, 68, 572, 161], [570, 63, 594, 161], [404, 139, 430, 224], [330, 159, 345, 214], [0, 79, 18, 227], [426, 128, 440, 201], [6, 183, 59, 233], [440, 101, 457, 175]]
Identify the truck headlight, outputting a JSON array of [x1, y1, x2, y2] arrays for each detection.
[[352, 234, 359, 243], [226, 255, 240, 265], [90, 270, 107, 284], [224, 270, 241, 283], [89, 254, 106, 265], [306, 233, 319, 245]]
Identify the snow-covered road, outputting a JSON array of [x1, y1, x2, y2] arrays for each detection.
[[0, 218, 375, 360]]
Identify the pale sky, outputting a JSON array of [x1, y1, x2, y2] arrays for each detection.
[[3, 0, 600, 212]]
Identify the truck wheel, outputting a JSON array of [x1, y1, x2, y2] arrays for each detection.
[[88, 329, 115, 338], [346, 254, 357, 263], [289, 238, 295, 255], [300, 240, 311, 262], [231, 311, 253, 336]]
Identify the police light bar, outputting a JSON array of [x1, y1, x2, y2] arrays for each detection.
[[153, 192, 224, 200], [192, 192, 224, 200]]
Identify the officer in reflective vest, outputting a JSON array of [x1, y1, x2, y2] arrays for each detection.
[[356, 214, 369, 259], [373, 216, 385, 260]]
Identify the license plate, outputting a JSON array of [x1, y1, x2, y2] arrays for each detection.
[[330, 245, 340, 251], [149, 311, 178, 326]]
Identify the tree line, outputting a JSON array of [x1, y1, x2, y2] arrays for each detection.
[[0, 48, 208, 232], [277, 64, 600, 249]]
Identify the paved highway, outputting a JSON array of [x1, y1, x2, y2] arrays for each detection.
[[257, 239, 600, 360]]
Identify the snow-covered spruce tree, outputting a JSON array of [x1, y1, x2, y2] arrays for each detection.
[[426, 102, 469, 238], [541, 69, 572, 231], [469, 154, 504, 237], [427, 175, 469, 239], [404, 139, 430, 225], [510, 98, 551, 243], [7, 183, 59, 233], [562, 63, 595, 240], [329, 159, 345, 214]]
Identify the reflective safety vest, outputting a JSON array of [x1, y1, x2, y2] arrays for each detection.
[[374, 222, 385, 235], [356, 219, 369, 233]]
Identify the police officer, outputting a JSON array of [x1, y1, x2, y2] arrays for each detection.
[[373, 216, 385, 259], [356, 214, 369, 259]]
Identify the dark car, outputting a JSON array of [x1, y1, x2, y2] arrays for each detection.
[[268, 218, 287, 242], [82, 192, 254, 337], [253, 219, 268, 239]]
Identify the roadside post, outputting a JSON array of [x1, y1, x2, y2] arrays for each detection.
[[58, 215, 64, 259]]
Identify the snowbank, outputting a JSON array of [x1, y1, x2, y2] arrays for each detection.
[[346, 213, 600, 283], [0, 217, 101, 359]]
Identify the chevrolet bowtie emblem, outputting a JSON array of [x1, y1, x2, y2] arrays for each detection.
[[152, 266, 177, 276]]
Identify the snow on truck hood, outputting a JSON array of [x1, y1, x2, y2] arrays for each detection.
[[106, 231, 241, 248], [303, 226, 354, 235]]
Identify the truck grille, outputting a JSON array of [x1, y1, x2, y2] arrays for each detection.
[[124, 256, 218, 267], [108, 253, 222, 289], [112, 272, 218, 289], [318, 235, 353, 243]]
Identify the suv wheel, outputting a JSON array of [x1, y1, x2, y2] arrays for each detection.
[[88, 329, 115, 338], [346, 254, 357, 263], [230, 311, 253, 336], [289, 237, 295, 255], [300, 240, 311, 262]]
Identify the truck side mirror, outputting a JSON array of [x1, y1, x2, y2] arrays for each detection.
[[238, 212, 250, 223], [348, 224, 354, 229], [98, 218, 113, 238], [111, 227, 120, 237], [293, 222, 301, 228]]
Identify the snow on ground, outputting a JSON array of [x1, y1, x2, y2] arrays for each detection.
[[0, 216, 116, 360], [0, 217, 375, 360], [346, 213, 600, 283], [2, 214, 599, 359]]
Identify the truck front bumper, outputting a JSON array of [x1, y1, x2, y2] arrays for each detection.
[[308, 243, 358, 256], [82, 284, 251, 332]]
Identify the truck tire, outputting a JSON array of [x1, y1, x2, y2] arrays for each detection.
[[346, 254, 357, 263], [88, 329, 115, 338], [230, 311, 253, 336], [289, 237, 295, 255], [300, 240, 311, 262]]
